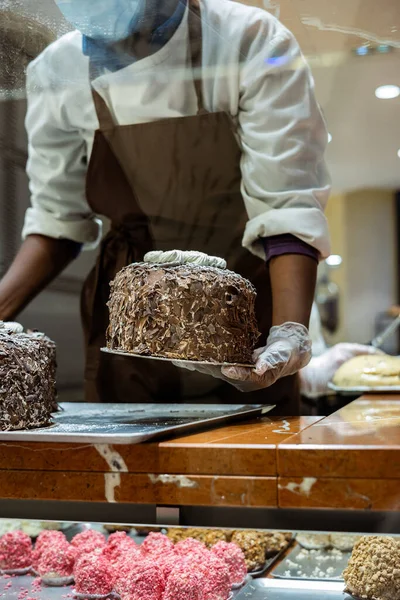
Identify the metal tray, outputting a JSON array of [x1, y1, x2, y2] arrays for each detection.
[[328, 382, 400, 395], [0, 574, 245, 599], [235, 579, 352, 599], [271, 544, 351, 581], [0, 575, 65, 599], [102, 347, 253, 368], [0, 403, 273, 444], [250, 536, 296, 579]]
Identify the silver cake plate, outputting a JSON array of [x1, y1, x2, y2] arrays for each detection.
[[101, 347, 255, 369]]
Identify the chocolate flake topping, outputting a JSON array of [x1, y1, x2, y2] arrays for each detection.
[[107, 262, 260, 364], [0, 326, 57, 431]]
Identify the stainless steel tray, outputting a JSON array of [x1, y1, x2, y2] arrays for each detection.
[[328, 382, 400, 395], [0, 576, 64, 599], [271, 544, 350, 581], [250, 536, 296, 579], [0, 574, 245, 599], [0, 403, 273, 444], [235, 579, 351, 599]]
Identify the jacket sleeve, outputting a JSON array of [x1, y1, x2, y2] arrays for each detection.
[[238, 20, 331, 260], [22, 58, 101, 248]]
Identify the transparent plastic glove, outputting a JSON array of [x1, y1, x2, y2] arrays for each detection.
[[173, 322, 312, 393], [299, 343, 383, 399]]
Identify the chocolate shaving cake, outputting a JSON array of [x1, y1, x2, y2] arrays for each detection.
[[0, 322, 57, 431], [107, 250, 260, 364]]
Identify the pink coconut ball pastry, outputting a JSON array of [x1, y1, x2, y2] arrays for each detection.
[[157, 552, 187, 580], [141, 532, 174, 557], [103, 531, 139, 563], [175, 538, 208, 558], [35, 530, 67, 553], [0, 531, 33, 571], [211, 541, 247, 586], [74, 553, 115, 597], [118, 561, 165, 600], [73, 549, 105, 576], [114, 558, 160, 597], [111, 547, 144, 582], [33, 536, 70, 572], [32, 548, 42, 572], [196, 554, 231, 600], [38, 544, 77, 578], [162, 568, 206, 600], [71, 530, 106, 554]]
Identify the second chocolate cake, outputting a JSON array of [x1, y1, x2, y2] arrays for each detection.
[[107, 250, 260, 365], [0, 322, 57, 431]]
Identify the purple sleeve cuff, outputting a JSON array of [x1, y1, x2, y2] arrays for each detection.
[[262, 235, 319, 263]]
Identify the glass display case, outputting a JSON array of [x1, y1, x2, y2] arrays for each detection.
[[0, 396, 398, 598]]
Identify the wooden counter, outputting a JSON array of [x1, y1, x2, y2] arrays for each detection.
[[278, 396, 400, 511], [0, 396, 399, 510]]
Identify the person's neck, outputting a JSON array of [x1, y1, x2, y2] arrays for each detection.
[[111, 0, 182, 60]]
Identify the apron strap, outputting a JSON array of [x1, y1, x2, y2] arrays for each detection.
[[91, 88, 116, 131], [89, 58, 117, 130], [188, 0, 207, 116]]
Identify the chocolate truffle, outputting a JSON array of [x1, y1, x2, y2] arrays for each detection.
[[262, 532, 291, 556], [230, 531, 265, 572]]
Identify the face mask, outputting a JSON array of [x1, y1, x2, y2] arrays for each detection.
[[55, 0, 146, 42]]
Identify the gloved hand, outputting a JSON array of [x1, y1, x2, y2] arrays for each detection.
[[173, 322, 312, 393], [299, 343, 382, 398]]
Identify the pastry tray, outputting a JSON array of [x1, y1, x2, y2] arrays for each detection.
[[101, 347, 254, 368], [249, 536, 296, 579], [0, 574, 245, 599], [234, 579, 352, 599], [270, 544, 351, 581], [0, 403, 273, 444], [328, 382, 400, 395]]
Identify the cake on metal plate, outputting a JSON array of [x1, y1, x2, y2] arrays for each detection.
[[0, 322, 57, 431], [107, 250, 260, 365]]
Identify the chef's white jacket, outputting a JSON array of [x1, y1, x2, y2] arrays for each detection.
[[23, 0, 331, 259]]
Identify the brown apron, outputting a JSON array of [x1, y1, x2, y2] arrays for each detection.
[[81, 0, 300, 415]]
